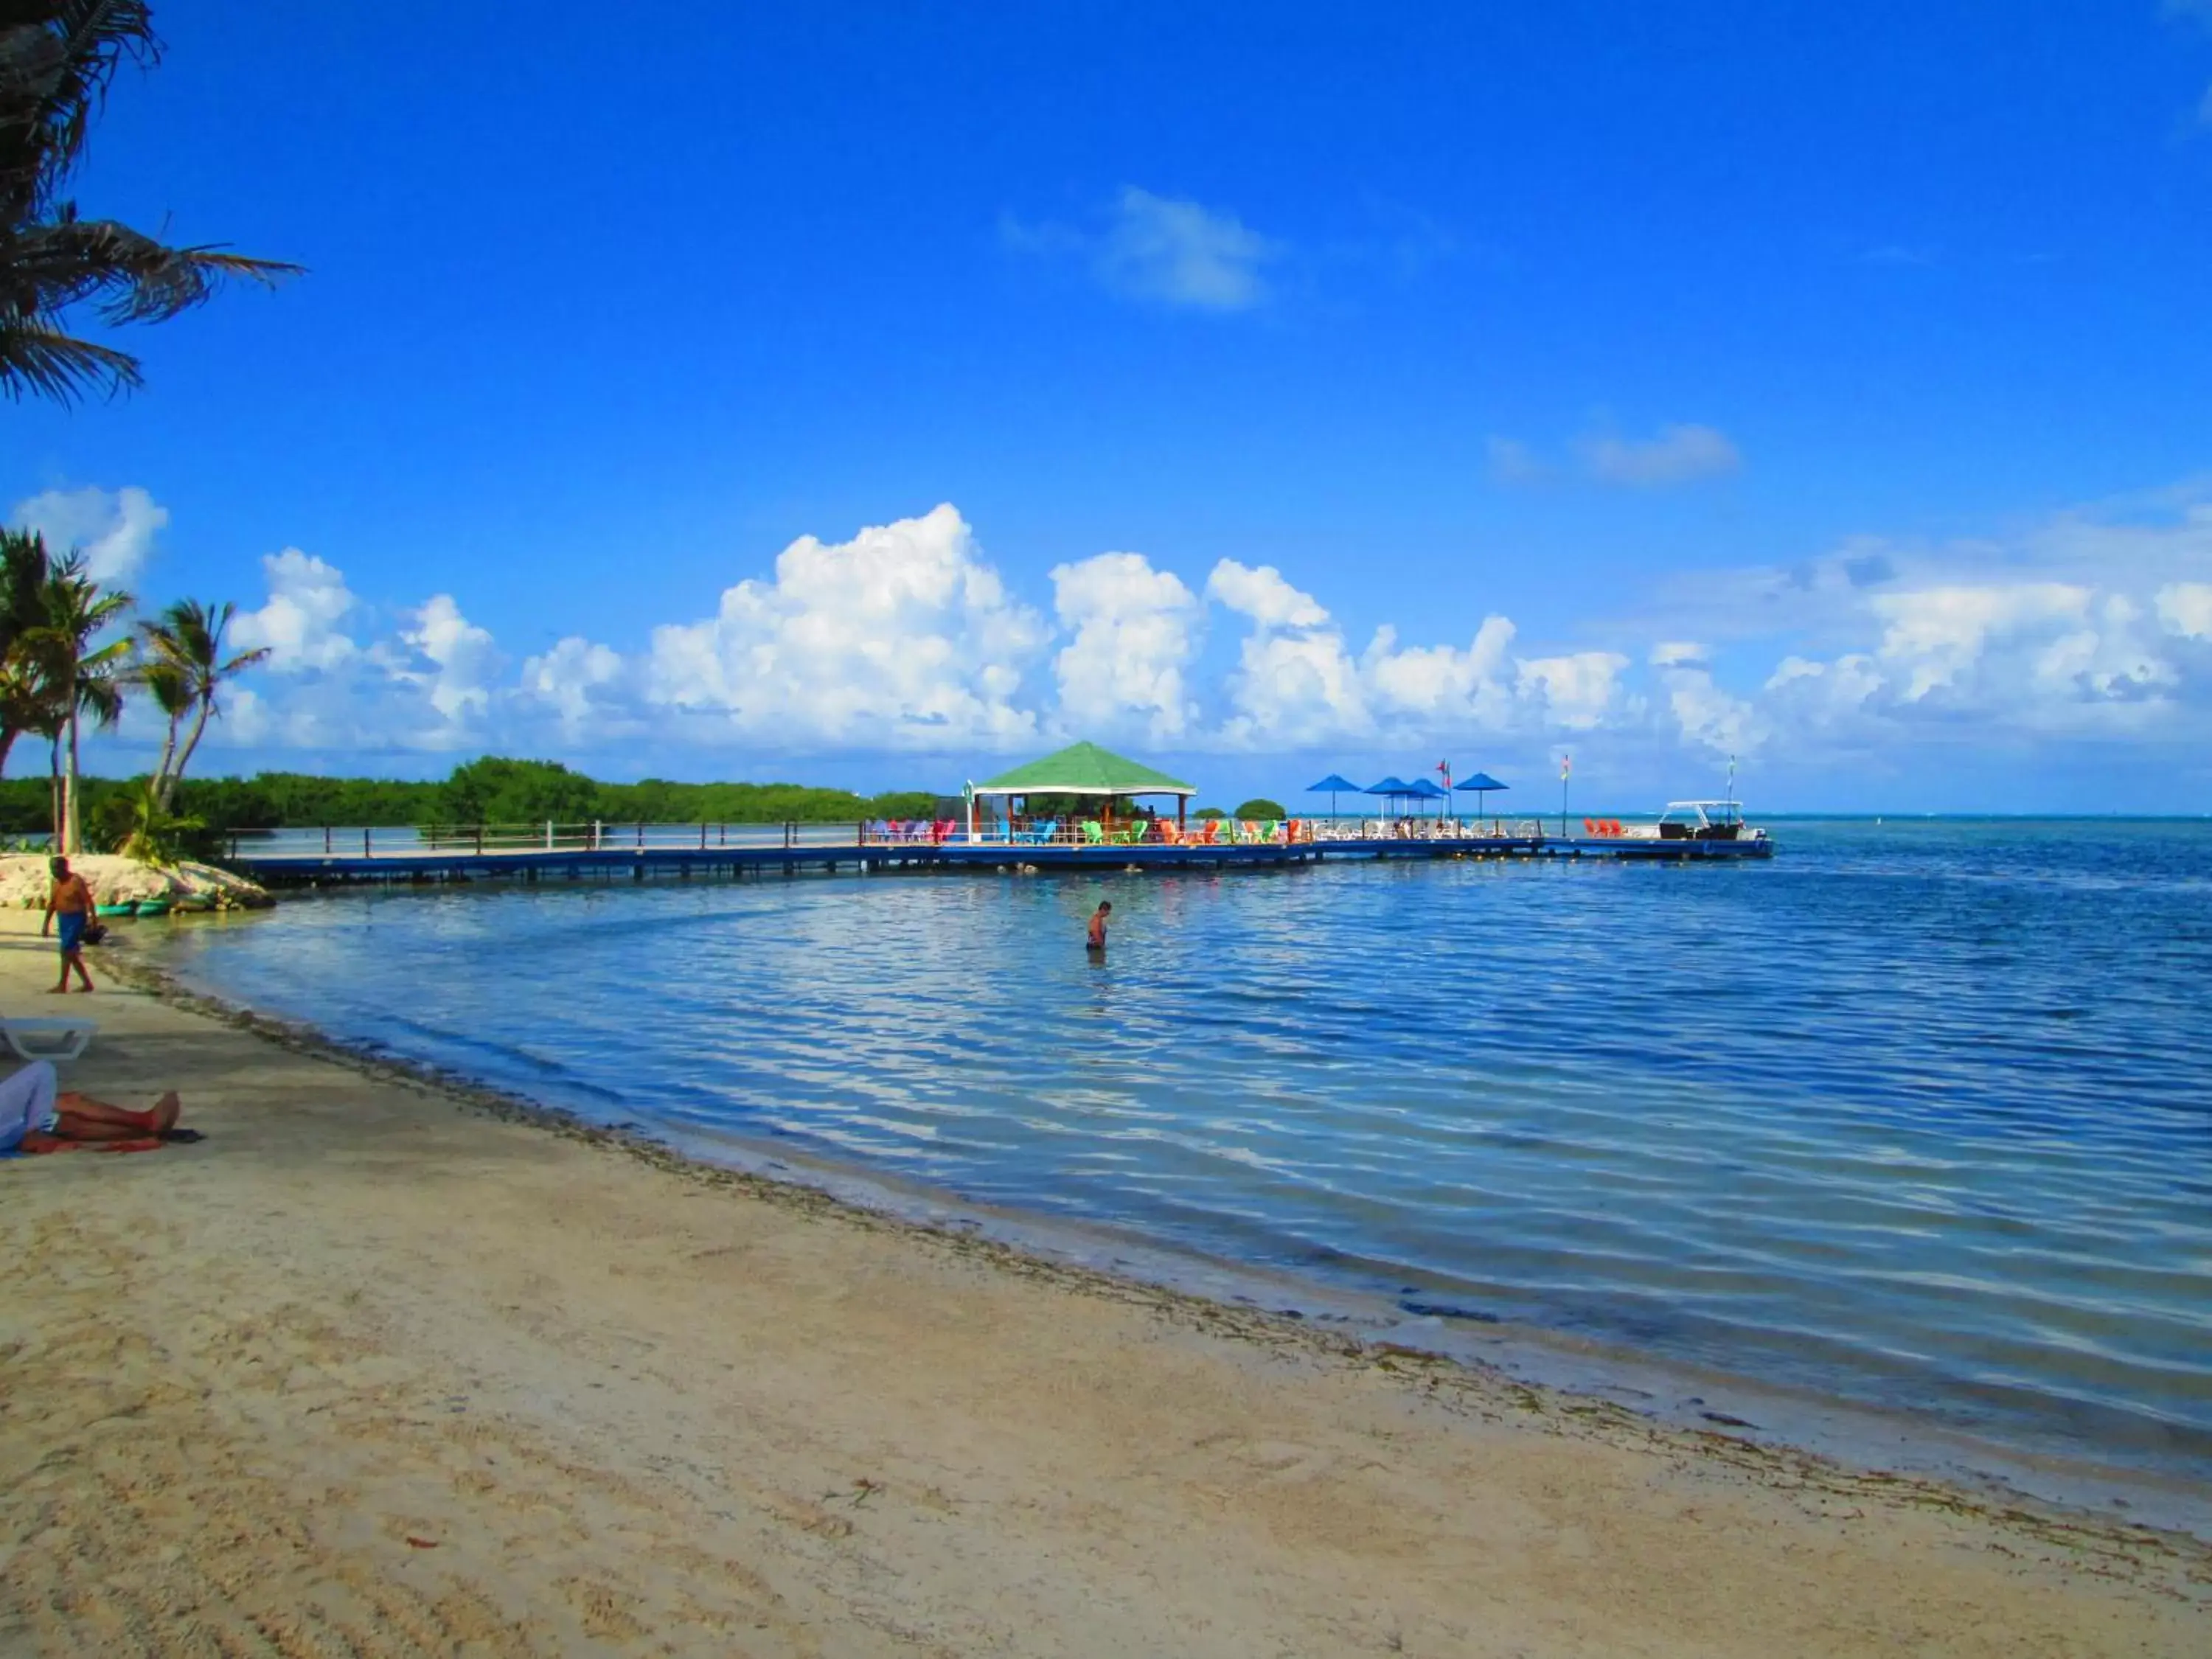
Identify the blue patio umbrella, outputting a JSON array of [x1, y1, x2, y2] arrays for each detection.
[[1453, 771, 1510, 821], [1402, 777, 1448, 824], [1366, 776, 1417, 820], [1307, 773, 1363, 821]]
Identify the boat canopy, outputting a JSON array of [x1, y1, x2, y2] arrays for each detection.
[[971, 741, 1196, 799], [1658, 800, 1746, 827]]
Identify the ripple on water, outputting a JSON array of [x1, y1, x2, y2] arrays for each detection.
[[157, 818, 2212, 1484]]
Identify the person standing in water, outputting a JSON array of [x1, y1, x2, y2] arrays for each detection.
[[1085, 900, 1111, 951], [40, 856, 96, 994]]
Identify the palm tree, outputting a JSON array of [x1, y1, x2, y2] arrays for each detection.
[[2, 2, 301, 403], [0, 525, 55, 771], [23, 552, 131, 852], [138, 597, 265, 807]]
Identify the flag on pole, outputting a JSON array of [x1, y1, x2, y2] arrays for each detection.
[[1560, 754, 1571, 781]]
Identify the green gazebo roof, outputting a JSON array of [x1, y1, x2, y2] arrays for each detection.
[[973, 741, 1195, 797]]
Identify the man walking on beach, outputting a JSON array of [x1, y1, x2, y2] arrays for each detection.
[[40, 856, 95, 995], [1086, 900, 1111, 952]]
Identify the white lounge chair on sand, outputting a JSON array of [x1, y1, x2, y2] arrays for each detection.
[[3, 1017, 97, 1062]]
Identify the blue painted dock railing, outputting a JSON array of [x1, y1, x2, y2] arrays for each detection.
[[220, 818, 1773, 884]]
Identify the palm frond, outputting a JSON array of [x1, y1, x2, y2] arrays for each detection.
[[77, 630, 133, 671], [8, 212, 302, 319], [4, 6, 299, 405], [74, 672, 121, 728], [0, 312, 139, 400], [0, 525, 54, 640], [0, 2, 158, 218], [135, 656, 191, 716]]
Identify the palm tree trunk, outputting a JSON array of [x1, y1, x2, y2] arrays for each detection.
[[164, 697, 215, 811], [152, 709, 181, 810], [47, 731, 61, 852], [0, 726, 15, 778], [63, 700, 82, 855]]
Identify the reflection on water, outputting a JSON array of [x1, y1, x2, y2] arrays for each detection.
[[158, 819, 2212, 1482]]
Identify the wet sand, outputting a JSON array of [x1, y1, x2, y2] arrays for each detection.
[[1, 913, 2205, 1655]]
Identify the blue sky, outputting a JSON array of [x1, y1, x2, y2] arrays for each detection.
[[7, 1, 2212, 810]]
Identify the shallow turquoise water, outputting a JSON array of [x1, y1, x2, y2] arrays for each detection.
[[156, 820, 2212, 1484]]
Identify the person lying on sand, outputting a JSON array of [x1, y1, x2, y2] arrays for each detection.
[[0, 1060, 187, 1155]]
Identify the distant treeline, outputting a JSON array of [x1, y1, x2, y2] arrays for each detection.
[[0, 758, 941, 842]]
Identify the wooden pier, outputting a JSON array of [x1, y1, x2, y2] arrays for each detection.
[[223, 822, 1775, 887]]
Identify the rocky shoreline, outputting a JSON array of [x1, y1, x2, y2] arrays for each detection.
[[0, 852, 273, 912]]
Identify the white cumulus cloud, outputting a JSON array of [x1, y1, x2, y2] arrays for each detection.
[[1051, 552, 1202, 740], [2158, 582, 2212, 639], [230, 549, 361, 672], [1205, 559, 1331, 630], [1652, 642, 1764, 755], [10, 484, 168, 584], [83, 479, 2212, 792], [399, 594, 503, 728], [1515, 652, 1631, 729], [645, 503, 1047, 748], [1206, 560, 1369, 745], [204, 552, 512, 757], [521, 636, 628, 734], [1363, 616, 1520, 726]]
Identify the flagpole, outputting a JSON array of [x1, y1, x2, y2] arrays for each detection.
[[1559, 754, 1571, 840]]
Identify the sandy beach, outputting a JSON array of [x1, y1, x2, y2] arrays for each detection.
[[1, 913, 2205, 1657]]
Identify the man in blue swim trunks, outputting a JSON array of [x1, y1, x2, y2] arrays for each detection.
[[40, 855, 96, 995]]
